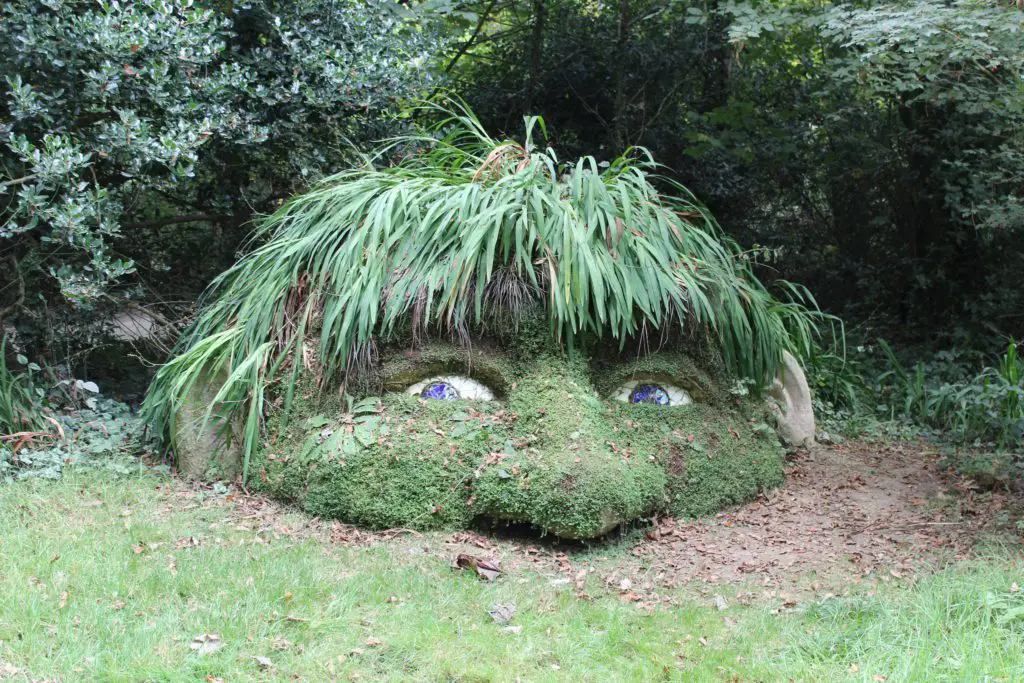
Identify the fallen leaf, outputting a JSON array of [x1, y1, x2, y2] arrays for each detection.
[[849, 663, 859, 673], [59, 591, 68, 609], [365, 637, 383, 647], [254, 655, 273, 670], [714, 595, 728, 611], [488, 603, 516, 623], [872, 676, 887, 682], [454, 554, 502, 581], [1011, 582, 1019, 593], [189, 634, 222, 655], [503, 625, 523, 634], [174, 536, 201, 550]]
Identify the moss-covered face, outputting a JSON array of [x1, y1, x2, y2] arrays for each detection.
[[145, 108, 822, 538], [252, 333, 784, 540]]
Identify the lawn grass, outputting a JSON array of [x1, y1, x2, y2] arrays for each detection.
[[0, 469, 1022, 681]]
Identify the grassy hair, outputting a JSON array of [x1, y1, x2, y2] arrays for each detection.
[[142, 99, 820, 479]]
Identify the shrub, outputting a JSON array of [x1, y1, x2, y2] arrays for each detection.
[[0, 334, 42, 435]]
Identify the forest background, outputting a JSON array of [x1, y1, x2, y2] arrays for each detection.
[[2, 0, 1023, 466]]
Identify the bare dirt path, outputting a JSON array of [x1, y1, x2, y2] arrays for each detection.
[[625, 441, 1020, 589]]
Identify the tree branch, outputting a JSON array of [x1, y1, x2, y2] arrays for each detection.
[[0, 174, 39, 191], [445, 0, 502, 73], [525, 0, 546, 113], [121, 214, 227, 230]]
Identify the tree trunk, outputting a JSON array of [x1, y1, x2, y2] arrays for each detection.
[[700, 0, 730, 112], [525, 0, 546, 113], [612, 0, 631, 149]]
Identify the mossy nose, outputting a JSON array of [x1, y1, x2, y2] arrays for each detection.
[[503, 368, 606, 448], [471, 361, 667, 539]]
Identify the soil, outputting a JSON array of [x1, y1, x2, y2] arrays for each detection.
[[626, 440, 1020, 587], [214, 439, 1023, 600]]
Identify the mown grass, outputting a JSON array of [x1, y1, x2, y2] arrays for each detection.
[[0, 469, 1022, 681]]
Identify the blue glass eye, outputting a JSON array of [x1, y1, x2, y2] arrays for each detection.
[[630, 384, 670, 405], [421, 381, 459, 400]]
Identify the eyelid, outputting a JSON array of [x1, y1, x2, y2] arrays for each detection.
[[405, 375, 495, 401], [612, 380, 693, 406]]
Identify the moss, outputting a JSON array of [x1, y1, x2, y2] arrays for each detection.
[[609, 402, 784, 518], [472, 359, 668, 538], [246, 341, 785, 539], [590, 351, 721, 404], [378, 342, 516, 397], [252, 394, 501, 530]]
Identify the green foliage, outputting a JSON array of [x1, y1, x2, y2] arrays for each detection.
[[143, 101, 819, 477], [809, 335, 1024, 450], [446, 0, 1024, 341], [1, 0, 232, 302], [0, 396, 145, 482], [1, 332, 147, 480], [1, 0, 439, 362], [724, 0, 1024, 332], [925, 342, 1024, 446], [868, 339, 1024, 446], [0, 333, 44, 436], [0, 335, 43, 435]]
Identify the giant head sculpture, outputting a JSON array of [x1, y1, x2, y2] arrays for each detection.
[[144, 104, 818, 539]]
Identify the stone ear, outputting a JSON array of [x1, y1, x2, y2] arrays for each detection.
[[173, 368, 244, 480], [767, 350, 815, 449]]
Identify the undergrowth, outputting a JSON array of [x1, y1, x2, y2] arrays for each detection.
[[0, 334, 43, 435], [1, 334, 149, 482], [808, 339, 1023, 442], [807, 336, 1024, 486]]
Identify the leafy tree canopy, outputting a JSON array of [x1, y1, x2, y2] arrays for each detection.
[[442, 0, 1024, 339], [1, 0, 439, 329]]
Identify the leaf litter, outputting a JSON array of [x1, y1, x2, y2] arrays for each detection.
[[167, 439, 1022, 608]]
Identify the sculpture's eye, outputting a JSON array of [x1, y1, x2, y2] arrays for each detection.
[[404, 376, 495, 401], [612, 380, 693, 406]]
